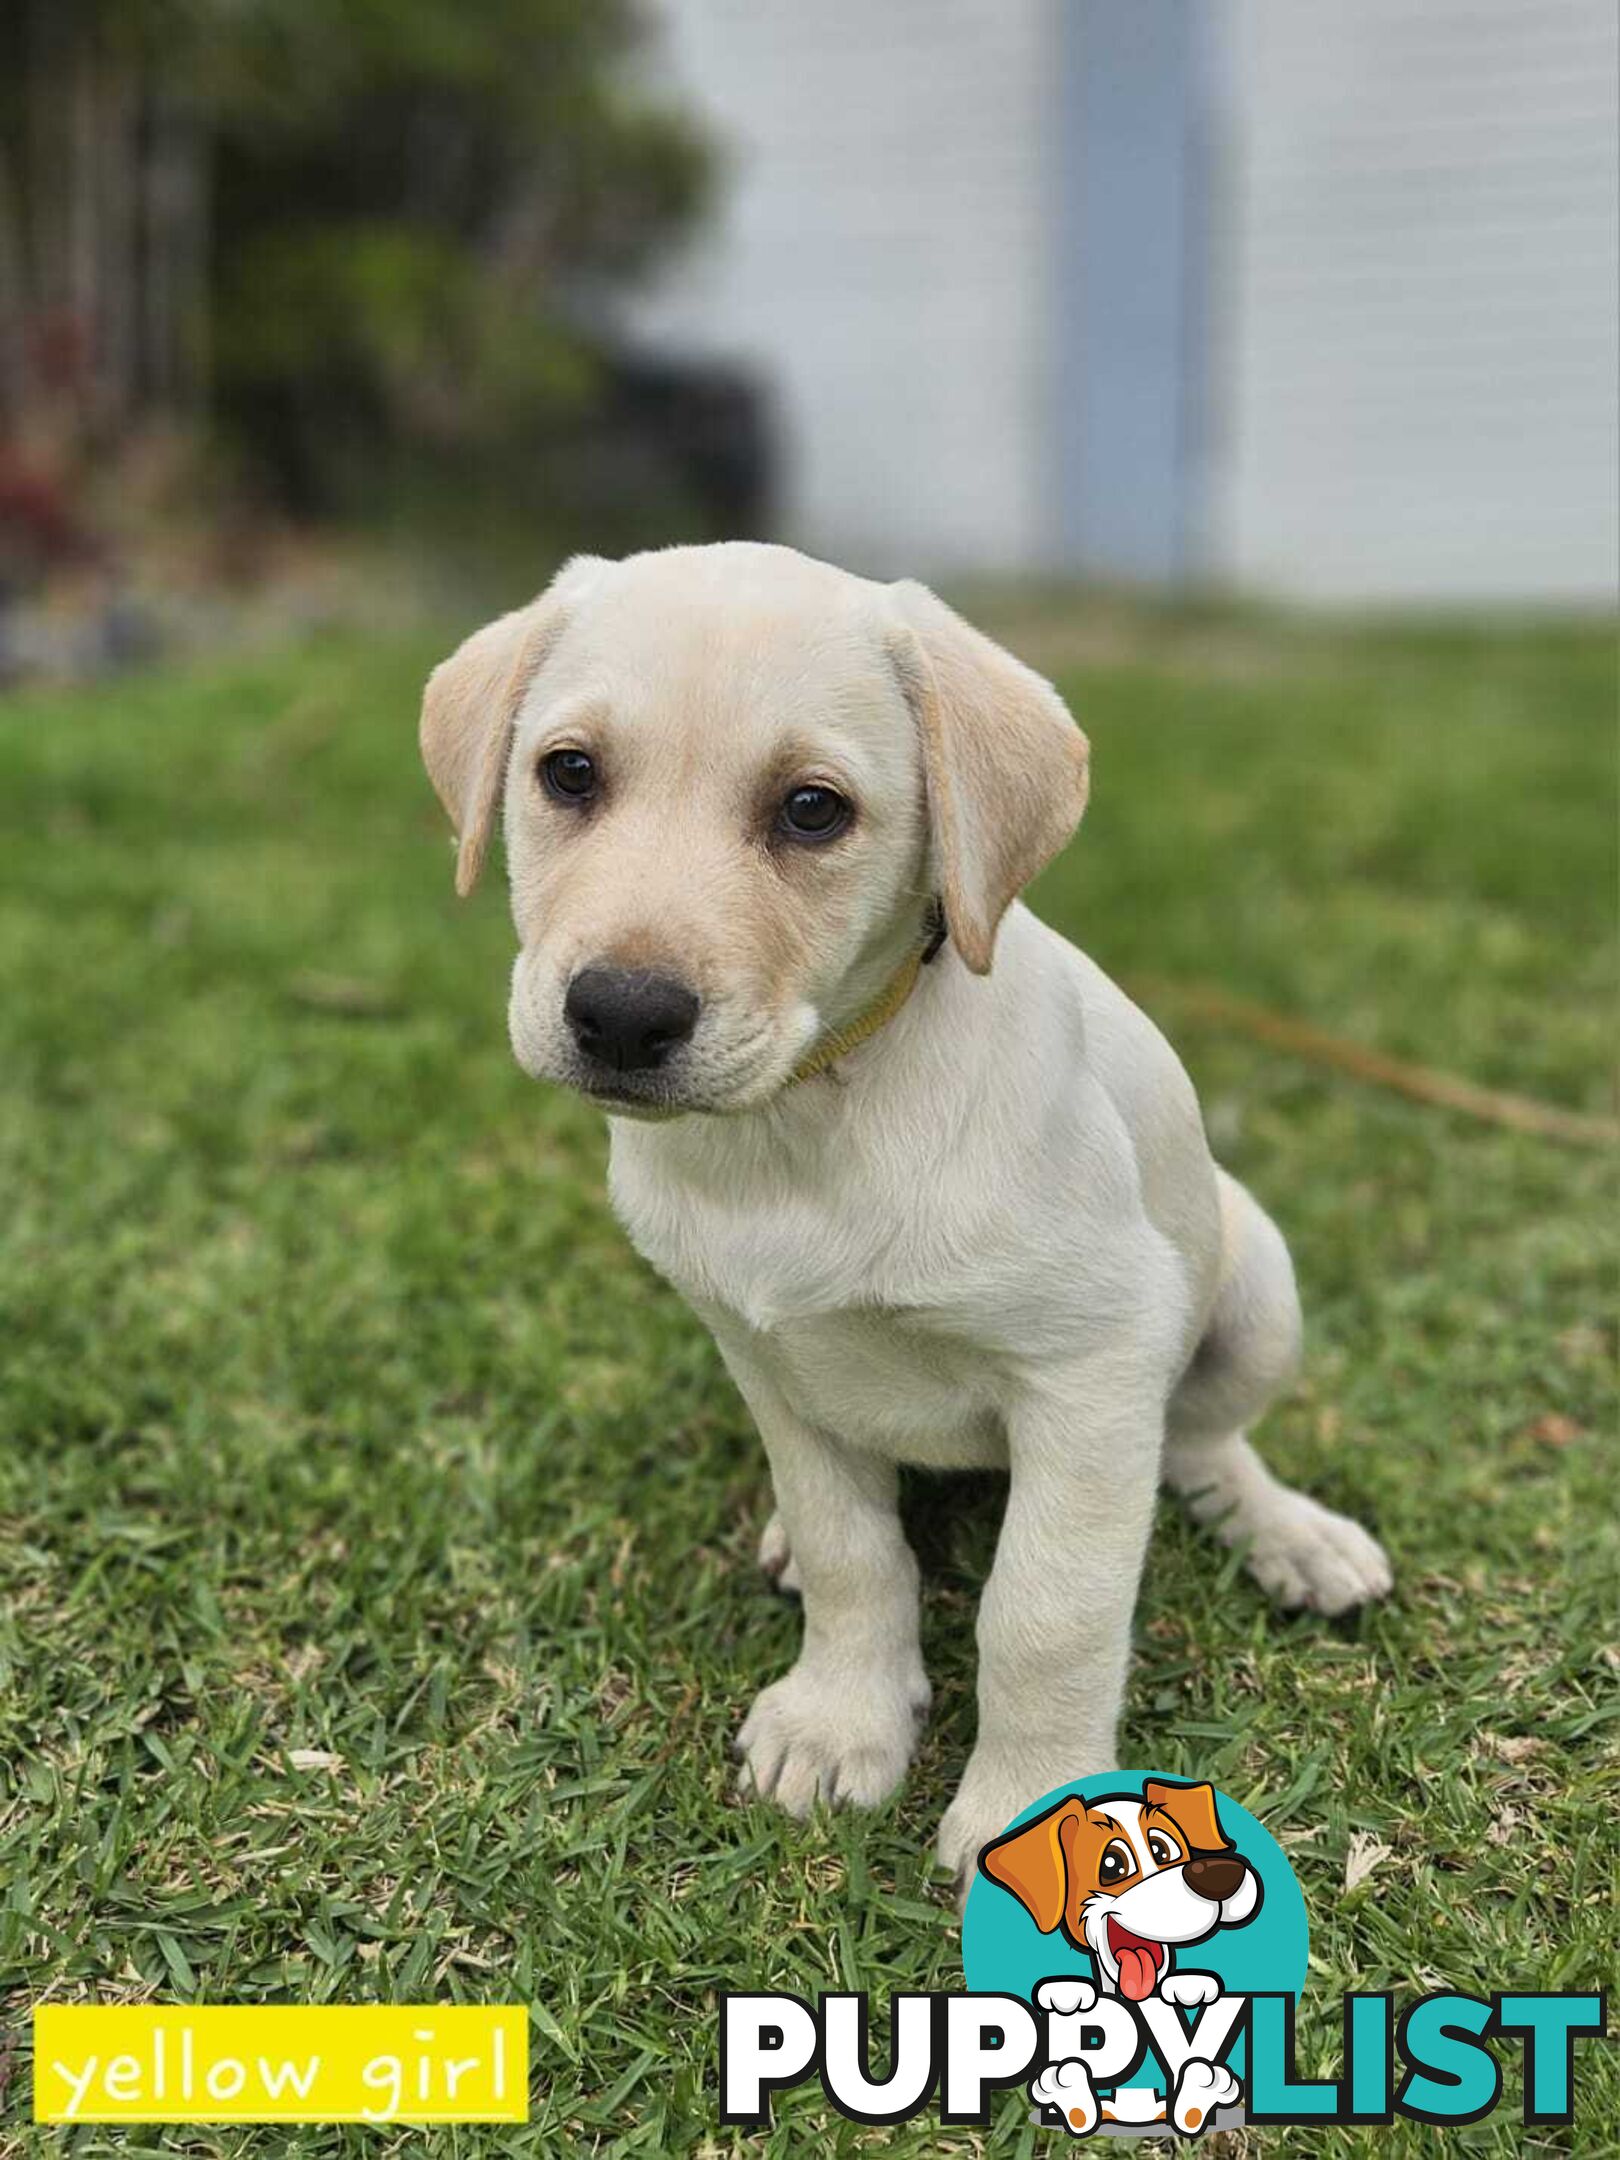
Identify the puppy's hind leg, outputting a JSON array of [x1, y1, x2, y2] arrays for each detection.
[[1168, 1428, 1391, 1616], [1165, 1172, 1391, 1616]]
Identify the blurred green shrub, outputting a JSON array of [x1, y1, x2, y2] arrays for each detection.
[[0, 0, 711, 534]]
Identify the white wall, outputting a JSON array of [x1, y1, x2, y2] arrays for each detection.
[[1211, 0, 1620, 603], [633, 0, 1053, 578]]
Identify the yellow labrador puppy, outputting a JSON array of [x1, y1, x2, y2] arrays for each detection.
[[420, 542, 1390, 1884]]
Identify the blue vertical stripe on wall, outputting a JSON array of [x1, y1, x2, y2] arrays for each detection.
[[1052, 0, 1210, 581]]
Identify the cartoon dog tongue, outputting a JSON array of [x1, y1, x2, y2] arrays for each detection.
[[1109, 1924, 1161, 2002]]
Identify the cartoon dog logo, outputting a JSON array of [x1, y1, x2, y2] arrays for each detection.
[[980, 1777, 1262, 1998], [979, 1778, 1262, 2136]]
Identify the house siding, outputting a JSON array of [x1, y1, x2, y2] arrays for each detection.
[[1053, 0, 1213, 583], [634, 0, 1053, 577], [1210, 0, 1620, 601]]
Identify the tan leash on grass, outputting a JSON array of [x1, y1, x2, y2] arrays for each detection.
[[1130, 976, 1619, 1150]]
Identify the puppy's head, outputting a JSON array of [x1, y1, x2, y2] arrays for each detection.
[[420, 542, 1087, 1116], [979, 1781, 1261, 2001]]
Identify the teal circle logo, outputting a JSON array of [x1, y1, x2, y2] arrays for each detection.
[[962, 1772, 1307, 2117]]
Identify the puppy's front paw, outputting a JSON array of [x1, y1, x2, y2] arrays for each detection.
[[1245, 1492, 1393, 1615], [937, 1747, 1106, 1903], [736, 1659, 928, 1817]]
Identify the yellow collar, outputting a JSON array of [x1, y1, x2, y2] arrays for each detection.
[[789, 902, 946, 1086]]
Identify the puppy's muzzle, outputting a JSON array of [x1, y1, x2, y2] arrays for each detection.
[[564, 965, 700, 1074]]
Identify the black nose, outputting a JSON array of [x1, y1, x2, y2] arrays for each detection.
[[1184, 1854, 1247, 1903], [564, 966, 700, 1073]]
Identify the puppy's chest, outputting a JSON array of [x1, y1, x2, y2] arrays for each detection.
[[609, 1153, 1005, 1464], [750, 1307, 1005, 1467], [611, 1144, 928, 1327]]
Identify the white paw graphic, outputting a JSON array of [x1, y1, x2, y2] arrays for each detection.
[[1158, 1970, 1221, 2008], [1030, 2056, 1099, 2136], [1036, 1978, 1098, 2016], [1172, 2057, 1240, 2136], [1036, 1976, 1103, 2065]]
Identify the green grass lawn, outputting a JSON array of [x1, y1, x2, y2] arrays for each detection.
[[0, 606, 1614, 2156]]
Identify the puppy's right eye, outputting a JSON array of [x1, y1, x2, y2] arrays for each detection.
[[1099, 1840, 1133, 1885], [778, 784, 852, 841], [541, 748, 598, 803]]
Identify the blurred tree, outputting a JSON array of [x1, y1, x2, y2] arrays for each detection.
[[0, 0, 710, 518]]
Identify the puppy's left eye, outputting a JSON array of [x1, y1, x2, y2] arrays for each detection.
[[778, 784, 852, 842], [1147, 1832, 1179, 1866], [541, 747, 598, 803]]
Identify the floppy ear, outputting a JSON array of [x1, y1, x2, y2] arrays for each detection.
[[1143, 1779, 1232, 1855], [978, 1795, 1084, 1933], [886, 581, 1089, 973], [419, 555, 603, 896]]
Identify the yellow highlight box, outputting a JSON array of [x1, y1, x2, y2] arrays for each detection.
[[34, 2003, 529, 2124]]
